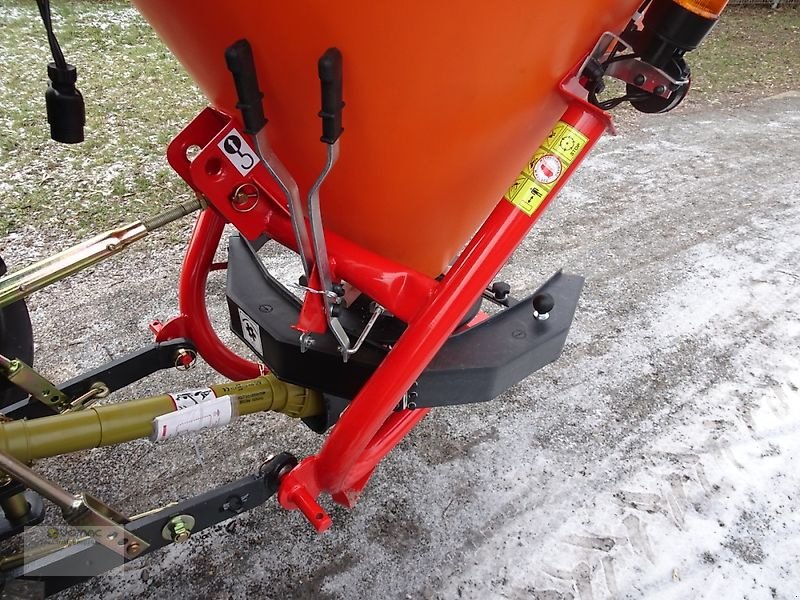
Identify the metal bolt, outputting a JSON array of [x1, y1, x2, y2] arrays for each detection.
[[634, 74, 646, 86], [258, 304, 273, 313], [169, 516, 191, 543], [127, 542, 142, 557], [654, 85, 667, 95], [161, 514, 195, 543]]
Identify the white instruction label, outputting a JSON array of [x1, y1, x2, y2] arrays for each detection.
[[237, 308, 263, 356], [152, 395, 235, 442], [218, 129, 257, 176], [169, 387, 217, 410]]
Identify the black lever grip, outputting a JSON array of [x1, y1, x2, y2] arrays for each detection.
[[318, 48, 344, 144], [225, 39, 266, 135]]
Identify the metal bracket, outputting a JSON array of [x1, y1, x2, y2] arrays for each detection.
[[5, 453, 298, 597], [2, 338, 196, 420], [581, 32, 687, 99], [0, 354, 70, 413], [0, 451, 148, 560]]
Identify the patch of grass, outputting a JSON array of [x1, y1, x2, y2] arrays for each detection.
[[0, 0, 204, 242], [688, 5, 800, 107]]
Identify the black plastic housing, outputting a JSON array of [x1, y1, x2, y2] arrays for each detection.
[[225, 235, 584, 411], [45, 63, 85, 144]]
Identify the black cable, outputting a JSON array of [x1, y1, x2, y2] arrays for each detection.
[[36, 0, 67, 69]]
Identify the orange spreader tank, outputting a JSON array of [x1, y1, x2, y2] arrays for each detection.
[[132, 1, 642, 276]]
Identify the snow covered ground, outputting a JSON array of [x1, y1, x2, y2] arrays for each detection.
[[2, 93, 799, 599]]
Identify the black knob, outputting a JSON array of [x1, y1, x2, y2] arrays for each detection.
[[532, 293, 554, 318], [490, 281, 511, 301]]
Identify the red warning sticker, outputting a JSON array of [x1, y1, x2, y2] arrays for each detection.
[[532, 154, 562, 184]]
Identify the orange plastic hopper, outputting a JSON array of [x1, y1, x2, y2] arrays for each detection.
[[133, 1, 642, 275]]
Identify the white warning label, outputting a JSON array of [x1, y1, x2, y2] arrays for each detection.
[[238, 307, 263, 356], [218, 129, 257, 176], [152, 395, 235, 442], [169, 387, 217, 410]]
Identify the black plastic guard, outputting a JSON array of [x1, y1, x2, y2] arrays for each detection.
[[226, 235, 583, 408], [412, 270, 583, 407]]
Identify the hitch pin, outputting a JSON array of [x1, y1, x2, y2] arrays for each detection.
[[225, 39, 313, 280]]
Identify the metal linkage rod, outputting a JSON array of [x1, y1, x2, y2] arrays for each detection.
[[0, 197, 202, 309]]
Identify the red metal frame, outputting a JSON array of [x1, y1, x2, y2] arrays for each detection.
[[152, 208, 261, 381], [157, 74, 611, 532]]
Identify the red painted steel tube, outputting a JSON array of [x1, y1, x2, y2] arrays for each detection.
[[308, 102, 608, 495], [277, 405, 427, 529], [339, 407, 430, 499], [178, 208, 260, 380]]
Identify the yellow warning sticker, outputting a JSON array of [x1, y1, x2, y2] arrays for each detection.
[[505, 121, 589, 216]]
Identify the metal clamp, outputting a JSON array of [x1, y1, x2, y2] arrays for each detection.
[[581, 32, 687, 99]]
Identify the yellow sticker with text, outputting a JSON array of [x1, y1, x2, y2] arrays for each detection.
[[505, 121, 589, 216]]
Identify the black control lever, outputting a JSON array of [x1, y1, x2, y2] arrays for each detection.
[[224, 39, 267, 135], [318, 48, 344, 144], [223, 39, 314, 279]]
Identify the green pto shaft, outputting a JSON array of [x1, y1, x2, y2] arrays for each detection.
[[0, 376, 322, 463]]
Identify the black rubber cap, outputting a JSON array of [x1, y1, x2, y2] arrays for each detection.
[[532, 293, 555, 315], [47, 62, 77, 86], [491, 281, 511, 300]]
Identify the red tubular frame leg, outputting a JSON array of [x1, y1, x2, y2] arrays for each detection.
[[177, 208, 260, 381], [278, 100, 610, 524]]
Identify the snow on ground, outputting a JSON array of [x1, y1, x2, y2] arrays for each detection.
[[439, 219, 800, 599], [1, 91, 798, 599]]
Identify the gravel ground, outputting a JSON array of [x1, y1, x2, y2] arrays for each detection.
[[1, 92, 799, 599]]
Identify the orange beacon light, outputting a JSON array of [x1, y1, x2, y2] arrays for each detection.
[[672, 0, 730, 20]]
